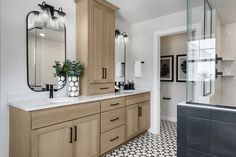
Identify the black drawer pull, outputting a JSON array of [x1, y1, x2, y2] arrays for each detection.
[[110, 117, 119, 122], [162, 97, 171, 100], [100, 87, 109, 90], [110, 103, 119, 106], [74, 126, 77, 142], [69, 127, 73, 143], [110, 136, 119, 142]]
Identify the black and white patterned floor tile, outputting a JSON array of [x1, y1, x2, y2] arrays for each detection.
[[104, 120, 177, 157]]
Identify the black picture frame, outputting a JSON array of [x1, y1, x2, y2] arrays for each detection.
[[176, 54, 187, 82], [160, 55, 174, 82]]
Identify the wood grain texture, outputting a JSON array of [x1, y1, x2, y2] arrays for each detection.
[[101, 97, 125, 112], [138, 101, 150, 133], [101, 125, 125, 154], [101, 108, 125, 133], [31, 101, 100, 129], [75, 0, 118, 95], [89, 83, 114, 95], [31, 122, 73, 157], [125, 93, 150, 106], [125, 104, 139, 140], [75, 0, 90, 95], [10, 107, 31, 157], [73, 114, 100, 157]]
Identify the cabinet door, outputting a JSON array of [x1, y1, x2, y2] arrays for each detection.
[[126, 104, 139, 140], [73, 114, 100, 157], [138, 101, 150, 133], [103, 8, 115, 82], [32, 122, 73, 157], [90, 1, 106, 83]]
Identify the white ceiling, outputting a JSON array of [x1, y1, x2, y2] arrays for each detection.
[[209, 0, 236, 25], [107, 0, 201, 24]]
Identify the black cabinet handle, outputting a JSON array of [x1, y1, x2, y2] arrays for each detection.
[[110, 117, 119, 122], [70, 127, 73, 143], [162, 97, 171, 100], [100, 87, 109, 90], [110, 136, 119, 142], [110, 103, 119, 106], [102, 68, 105, 79], [74, 126, 77, 142]]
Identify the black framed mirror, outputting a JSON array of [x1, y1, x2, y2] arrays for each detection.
[[26, 10, 66, 92]]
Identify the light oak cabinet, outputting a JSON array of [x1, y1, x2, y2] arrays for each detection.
[[32, 122, 73, 157], [126, 104, 139, 139], [138, 101, 150, 133], [10, 101, 100, 157], [73, 115, 100, 157], [75, 0, 119, 95], [32, 114, 99, 157], [10, 92, 150, 157], [125, 94, 150, 140]]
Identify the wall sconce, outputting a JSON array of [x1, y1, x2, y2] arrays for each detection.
[[115, 29, 128, 40], [33, 1, 66, 30]]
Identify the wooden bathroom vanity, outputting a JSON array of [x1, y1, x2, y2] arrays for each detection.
[[9, 91, 150, 157]]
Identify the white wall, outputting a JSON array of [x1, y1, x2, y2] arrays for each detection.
[[160, 33, 186, 121], [0, 0, 75, 156], [127, 11, 186, 88], [221, 22, 236, 106]]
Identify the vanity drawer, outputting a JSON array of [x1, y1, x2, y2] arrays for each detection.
[[89, 83, 114, 95], [101, 108, 125, 133], [101, 97, 125, 112], [101, 125, 125, 154], [31, 101, 100, 129], [126, 93, 150, 106]]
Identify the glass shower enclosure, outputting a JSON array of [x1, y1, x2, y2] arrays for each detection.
[[186, 0, 225, 105]]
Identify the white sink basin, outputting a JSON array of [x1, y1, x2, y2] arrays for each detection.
[[49, 97, 77, 104], [121, 90, 135, 94]]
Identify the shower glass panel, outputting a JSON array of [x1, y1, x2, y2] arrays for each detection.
[[187, 0, 219, 104]]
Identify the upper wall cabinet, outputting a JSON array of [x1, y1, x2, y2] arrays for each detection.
[[75, 0, 119, 95]]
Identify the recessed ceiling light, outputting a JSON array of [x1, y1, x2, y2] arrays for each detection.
[[39, 33, 46, 37]]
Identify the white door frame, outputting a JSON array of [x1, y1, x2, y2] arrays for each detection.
[[151, 24, 201, 134], [151, 26, 187, 134]]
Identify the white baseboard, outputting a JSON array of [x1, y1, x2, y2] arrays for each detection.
[[161, 115, 177, 122]]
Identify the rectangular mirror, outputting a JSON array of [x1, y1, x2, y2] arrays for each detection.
[[27, 11, 66, 92]]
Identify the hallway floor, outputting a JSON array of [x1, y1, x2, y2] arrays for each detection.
[[105, 120, 177, 157]]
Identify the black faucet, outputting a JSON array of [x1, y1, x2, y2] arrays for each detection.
[[46, 84, 56, 98], [49, 85, 54, 98]]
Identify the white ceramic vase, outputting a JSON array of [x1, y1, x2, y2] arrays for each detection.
[[68, 76, 80, 97], [57, 76, 65, 89]]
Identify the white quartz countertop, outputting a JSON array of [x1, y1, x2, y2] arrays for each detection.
[[9, 89, 151, 112]]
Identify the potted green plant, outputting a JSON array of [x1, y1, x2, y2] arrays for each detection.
[[52, 61, 67, 89], [64, 60, 85, 97]]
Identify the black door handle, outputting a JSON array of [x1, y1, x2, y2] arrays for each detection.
[[105, 68, 107, 79], [74, 126, 77, 142], [102, 68, 105, 79], [69, 127, 73, 143], [162, 97, 171, 100]]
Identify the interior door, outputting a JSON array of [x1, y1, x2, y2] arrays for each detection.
[[90, 1, 105, 83], [73, 114, 100, 157], [126, 104, 139, 140], [138, 101, 150, 133], [103, 8, 115, 82], [31, 122, 73, 157]]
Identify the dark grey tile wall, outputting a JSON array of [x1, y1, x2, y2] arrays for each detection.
[[178, 105, 236, 157]]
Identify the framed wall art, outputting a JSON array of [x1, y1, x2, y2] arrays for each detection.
[[160, 55, 174, 82], [176, 54, 187, 82]]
